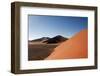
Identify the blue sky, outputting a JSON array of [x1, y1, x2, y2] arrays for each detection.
[[28, 15, 88, 40]]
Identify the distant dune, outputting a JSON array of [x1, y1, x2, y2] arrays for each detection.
[[43, 35, 68, 44], [30, 37, 50, 42], [46, 29, 88, 60]]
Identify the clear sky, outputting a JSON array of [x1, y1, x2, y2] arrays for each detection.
[[28, 15, 88, 40]]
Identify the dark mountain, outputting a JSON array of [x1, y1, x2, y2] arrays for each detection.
[[43, 35, 68, 44], [30, 37, 50, 42]]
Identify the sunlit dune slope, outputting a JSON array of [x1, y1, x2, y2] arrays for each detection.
[[46, 29, 88, 60]]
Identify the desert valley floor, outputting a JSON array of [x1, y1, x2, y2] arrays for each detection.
[[28, 43, 59, 60]]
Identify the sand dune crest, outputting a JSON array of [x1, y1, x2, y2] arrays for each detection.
[[46, 29, 88, 60]]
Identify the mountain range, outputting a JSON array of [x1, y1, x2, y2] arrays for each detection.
[[29, 35, 68, 44]]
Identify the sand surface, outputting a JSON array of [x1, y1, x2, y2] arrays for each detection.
[[28, 43, 58, 60], [46, 29, 88, 60]]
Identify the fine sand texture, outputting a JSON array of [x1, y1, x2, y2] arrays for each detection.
[[46, 29, 88, 60]]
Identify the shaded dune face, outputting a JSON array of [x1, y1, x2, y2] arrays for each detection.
[[45, 29, 88, 60]]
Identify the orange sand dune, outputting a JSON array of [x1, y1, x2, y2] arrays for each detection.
[[46, 29, 88, 60]]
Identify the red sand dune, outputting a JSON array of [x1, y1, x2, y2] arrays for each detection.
[[46, 29, 88, 60]]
